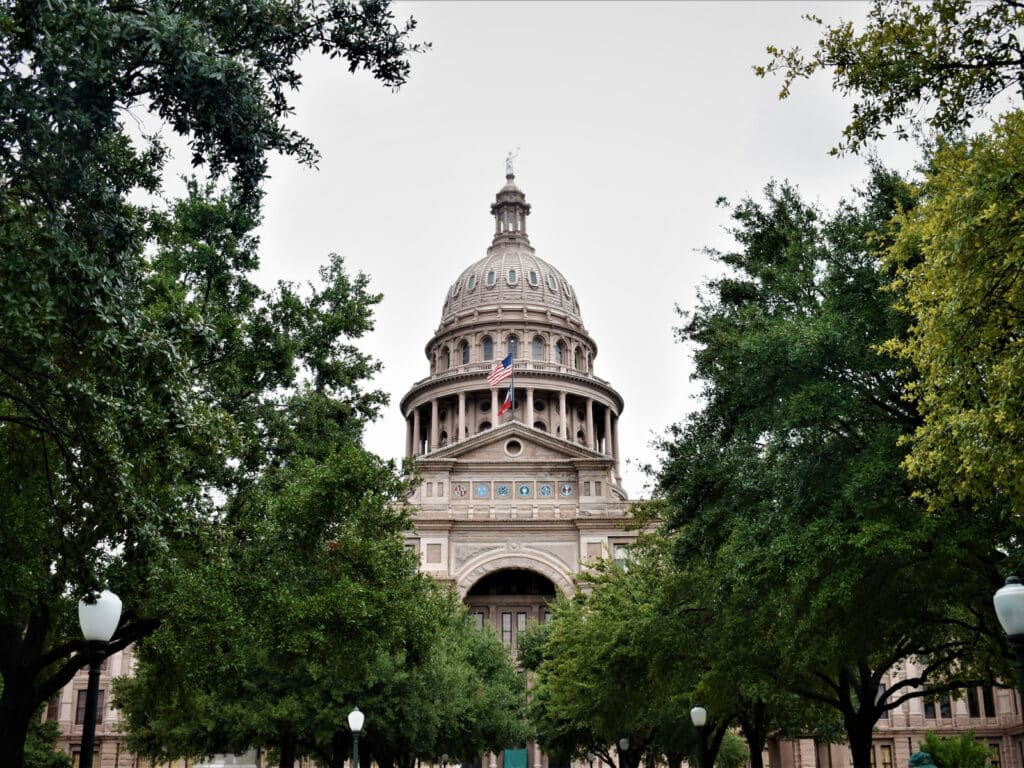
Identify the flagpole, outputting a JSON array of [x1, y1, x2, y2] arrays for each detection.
[[510, 364, 516, 422]]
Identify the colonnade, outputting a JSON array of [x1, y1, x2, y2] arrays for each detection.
[[405, 388, 621, 476]]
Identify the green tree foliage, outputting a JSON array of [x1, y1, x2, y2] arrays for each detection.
[[884, 110, 1024, 528], [919, 731, 994, 768], [756, 0, 1024, 154], [656, 168, 1012, 768], [0, 0, 424, 759], [524, 545, 735, 768], [713, 733, 749, 768]]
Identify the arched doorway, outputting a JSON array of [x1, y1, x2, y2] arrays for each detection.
[[464, 569, 557, 660]]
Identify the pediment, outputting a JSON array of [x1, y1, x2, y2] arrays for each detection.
[[417, 421, 610, 466]]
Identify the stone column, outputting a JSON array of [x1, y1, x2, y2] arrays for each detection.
[[526, 387, 534, 429], [412, 407, 421, 456], [430, 399, 439, 452], [604, 406, 613, 455], [612, 413, 622, 483], [458, 391, 466, 443], [585, 398, 594, 450], [491, 388, 499, 422], [559, 391, 567, 441], [533, 742, 543, 768], [405, 415, 413, 457]]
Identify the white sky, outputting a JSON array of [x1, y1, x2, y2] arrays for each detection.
[[247, 1, 923, 499]]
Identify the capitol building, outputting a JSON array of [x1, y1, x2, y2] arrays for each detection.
[[49, 171, 1024, 768]]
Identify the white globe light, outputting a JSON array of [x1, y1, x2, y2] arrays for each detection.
[[348, 706, 365, 734], [690, 706, 707, 727], [78, 590, 122, 642], [995, 576, 1024, 636]]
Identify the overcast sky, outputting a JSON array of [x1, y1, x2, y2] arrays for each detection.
[[247, 1, 923, 498]]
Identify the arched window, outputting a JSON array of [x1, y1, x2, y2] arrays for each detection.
[[468, 275, 477, 290], [482, 336, 494, 361], [508, 269, 518, 285], [461, 341, 470, 365], [486, 270, 496, 287], [507, 335, 518, 358], [442, 347, 450, 371], [555, 341, 565, 365], [528, 270, 539, 286], [573, 346, 581, 370], [532, 336, 544, 361]]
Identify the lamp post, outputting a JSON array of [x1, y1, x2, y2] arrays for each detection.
[[348, 707, 364, 768], [441, 753, 449, 768], [690, 706, 707, 768], [77, 589, 122, 768], [994, 575, 1024, 709]]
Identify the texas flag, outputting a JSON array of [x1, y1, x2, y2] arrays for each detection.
[[497, 384, 514, 416]]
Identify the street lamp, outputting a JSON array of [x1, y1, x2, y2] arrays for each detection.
[[348, 707, 364, 768], [690, 706, 707, 768], [617, 738, 630, 768], [994, 575, 1024, 707], [77, 589, 122, 768]]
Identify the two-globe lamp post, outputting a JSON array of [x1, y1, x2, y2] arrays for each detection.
[[993, 575, 1024, 711], [77, 589, 122, 768], [690, 706, 707, 768], [348, 707, 365, 768]]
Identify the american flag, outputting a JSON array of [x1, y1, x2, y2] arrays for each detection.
[[488, 353, 514, 387]]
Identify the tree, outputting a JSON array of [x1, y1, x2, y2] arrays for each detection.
[[919, 732, 994, 768], [0, 0, 425, 762], [656, 168, 1013, 768], [756, 0, 1024, 154], [883, 110, 1024, 530]]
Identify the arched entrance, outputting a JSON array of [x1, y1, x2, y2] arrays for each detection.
[[464, 568, 557, 659]]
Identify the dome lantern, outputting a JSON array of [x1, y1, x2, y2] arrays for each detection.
[[490, 169, 531, 245]]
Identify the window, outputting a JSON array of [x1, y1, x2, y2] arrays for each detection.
[[468, 275, 476, 290], [461, 341, 469, 365], [46, 694, 60, 722], [924, 699, 936, 719], [613, 544, 630, 571], [529, 270, 539, 286], [968, 687, 981, 718], [486, 270, 496, 286], [501, 613, 513, 647], [881, 745, 894, 768], [532, 336, 544, 360], [573, 346, 580, 369], [482, 336, 493, 361], [72, 752, 100, 768], [555, 341, 564, 365], [75, 689, 104, 725], [507, 336, 518, 358], [480, 421, 491, 431], [441, 347, 450, 371], [507, 269, 518, 285], [940, 694, 952, 718], [473, 611, 485, 630], [990, 745, 1001, 768], [547, 274, 557, 291], [534, 421, 547, 432], [451, 280, 460, 296], [480, 401, 491, 413], [983, 685, 996, 717]]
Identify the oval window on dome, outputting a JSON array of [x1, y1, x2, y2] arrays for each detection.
[[467, 275, 476, 290], [528, 270, 539, 286], [563, 281, 572, 298], [486, 270, 496, 287], [508, 269, 518, 286], [547, 274, 557, 291], [451, 281, 460, 296]]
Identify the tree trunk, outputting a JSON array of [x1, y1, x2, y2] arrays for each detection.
[[845, 712, 876, 768], [330, 731, 347, 768], [0, 682, 35, 768], [738, 701, 769, 768], [278, 734, 297, 768]]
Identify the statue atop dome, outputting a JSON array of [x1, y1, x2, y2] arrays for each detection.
[[505, 148, 519, 178]]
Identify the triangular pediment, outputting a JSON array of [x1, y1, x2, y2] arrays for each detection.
[[417, 421, 610, 466]]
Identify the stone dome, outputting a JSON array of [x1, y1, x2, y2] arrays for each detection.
[[440, 250, 582, 323], [439, 173, 582, 324]]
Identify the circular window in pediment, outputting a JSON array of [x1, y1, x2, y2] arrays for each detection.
[[504, 439, 523, 457]]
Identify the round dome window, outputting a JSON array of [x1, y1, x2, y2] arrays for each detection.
[[504, 439, 523, 457]]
